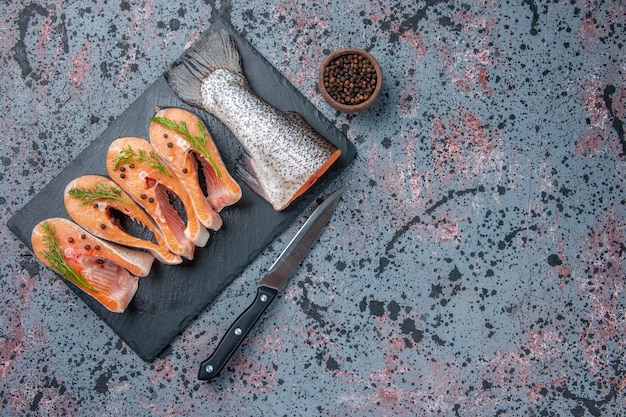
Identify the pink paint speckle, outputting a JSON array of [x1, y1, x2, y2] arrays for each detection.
[[575, 76, 624, 157], [149, 357, 176, 384], [68, 41, 91, 91], [578, 17, 603, 48], [115, 46, 137, 87], [431, 107, 503, 182], [435, 6, 497, 96], [0, 269, 38, 381], [576, 210, 626, 391]]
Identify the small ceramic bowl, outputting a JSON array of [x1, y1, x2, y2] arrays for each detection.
[[318, 48, 382, 113]]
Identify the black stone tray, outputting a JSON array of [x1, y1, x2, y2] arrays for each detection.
[[7, 18, 356, 362]]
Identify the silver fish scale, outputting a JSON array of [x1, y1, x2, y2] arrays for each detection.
[[200, 69, 338, 210]]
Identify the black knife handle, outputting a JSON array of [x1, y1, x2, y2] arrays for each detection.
[[198, 285, 278, 381]]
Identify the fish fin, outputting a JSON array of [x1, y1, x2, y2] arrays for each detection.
[[235, 154, 270, 203], [285, 111, 305, 121], [167, 29, 243, 107]]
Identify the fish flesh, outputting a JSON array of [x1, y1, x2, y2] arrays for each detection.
[[150, 107, 242, 215], [31, 218, 154, 313], [106, 136, 209, 260], [106, 136, 208, 258], [64, 175, 183, 265], [166, 29, 341, 211], [149, 107, 241, 230]]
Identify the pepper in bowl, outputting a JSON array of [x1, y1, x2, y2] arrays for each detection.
[[319, 48, 382, 113]]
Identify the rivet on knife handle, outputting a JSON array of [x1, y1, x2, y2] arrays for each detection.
[[198, 285, 278, 381]]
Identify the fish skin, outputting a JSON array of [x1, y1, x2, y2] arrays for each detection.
[[149, 107, 241, 229], [64, 175, 183, 265], [166, 30, 341, 211], [31, 218, 153, 313], [106, 137, 209, 260]]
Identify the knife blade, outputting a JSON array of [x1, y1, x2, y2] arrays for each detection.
[[198, 188, 343, 381]]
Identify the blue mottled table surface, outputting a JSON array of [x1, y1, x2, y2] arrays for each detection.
[[1, 1, 624, 416]]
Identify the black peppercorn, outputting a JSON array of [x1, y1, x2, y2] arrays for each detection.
[[84, 244, 91, 250], [323, 53, 377, 106]]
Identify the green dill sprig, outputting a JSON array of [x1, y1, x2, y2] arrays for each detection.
[[68, 183, 132, 205], [39, 221, 98, 293], [150, 116, 222, 178], [114, 145, 172, 177]]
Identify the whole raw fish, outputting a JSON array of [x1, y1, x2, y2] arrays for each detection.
[[166, 29, 341, 211]]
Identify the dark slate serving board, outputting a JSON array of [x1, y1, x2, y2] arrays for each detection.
[[7, 18, 356, 362]]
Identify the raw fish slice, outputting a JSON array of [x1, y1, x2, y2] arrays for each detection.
[[106, 137, 209, 260], [149, 107, 241, 228], [64, 175, 183, 265], [166, 29, 341, 211], [31, 218, 153, 313]]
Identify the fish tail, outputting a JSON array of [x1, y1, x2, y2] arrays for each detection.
[[167, 29, 244, 107]]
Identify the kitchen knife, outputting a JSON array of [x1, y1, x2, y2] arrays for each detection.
[[198, 188, 343, 381]]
